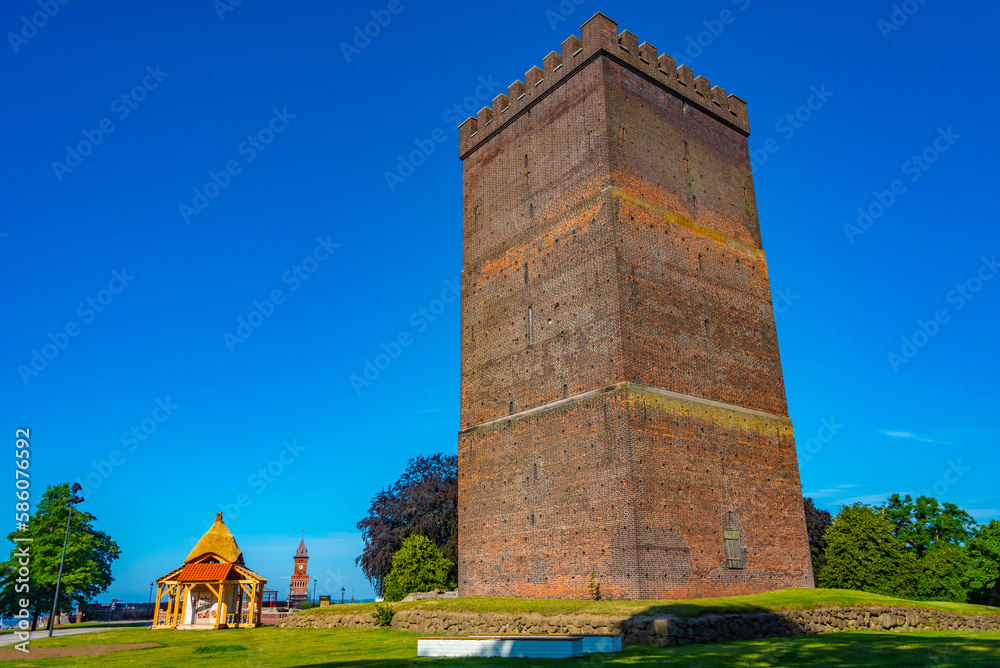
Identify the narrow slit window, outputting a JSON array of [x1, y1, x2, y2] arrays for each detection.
[[528, 307, 534, 344], [724, 531, 744, 569]]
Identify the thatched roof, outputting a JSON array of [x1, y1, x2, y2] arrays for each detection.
[[185, 512, 245, 565]]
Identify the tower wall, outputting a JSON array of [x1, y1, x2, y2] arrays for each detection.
[[458, 13, 812, 600]]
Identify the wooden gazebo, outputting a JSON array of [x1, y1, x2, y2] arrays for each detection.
[[152, 513, 267, 629]]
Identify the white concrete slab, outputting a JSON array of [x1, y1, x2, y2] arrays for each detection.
[[468, 633, 622, 654], [418, 635, 584, 658]]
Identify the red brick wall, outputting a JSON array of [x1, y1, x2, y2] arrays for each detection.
[[458, 386, 812, 600], [458, 14, 811, 600]]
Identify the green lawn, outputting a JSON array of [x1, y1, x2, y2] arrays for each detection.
[[2, 626, 999, 667], [298, 587, 1000, 620]]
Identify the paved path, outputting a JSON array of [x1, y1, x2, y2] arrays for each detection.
[[0, 621, 149, 646]]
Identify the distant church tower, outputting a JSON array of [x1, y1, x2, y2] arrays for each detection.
[[457, 13, 813, 600], [289, 538, 309, 606]]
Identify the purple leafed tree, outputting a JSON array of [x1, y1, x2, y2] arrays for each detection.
[[356, 453, 457, 595]]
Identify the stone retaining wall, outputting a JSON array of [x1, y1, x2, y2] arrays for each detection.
[[278, 606, 1000, 646]]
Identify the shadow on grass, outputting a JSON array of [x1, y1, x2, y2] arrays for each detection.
[[281, 632, 1000, 668]]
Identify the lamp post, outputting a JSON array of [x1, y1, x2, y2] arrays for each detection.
[[48, 484, 84, 637], [312, 579, 317, 604], [340, 587, 345, 605]]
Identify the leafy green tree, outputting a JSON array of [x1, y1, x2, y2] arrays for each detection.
[[803, 497, 833, 585], [881, 494, 976, 556], [914, 546, 972, 602], [818, 503, 918, 598], [965, 520, 1000, 606], [382, 535, 453, 602], [0, 484, 120, 630]]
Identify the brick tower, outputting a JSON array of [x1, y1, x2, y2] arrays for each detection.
[[289, 538, 309, 606], [457, 13, 813, 600]]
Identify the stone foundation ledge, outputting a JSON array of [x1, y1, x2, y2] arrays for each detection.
[[278, 605, 1000, 646]]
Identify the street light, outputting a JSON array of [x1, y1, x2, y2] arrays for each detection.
[[48, 484, 84, 638], [340, 587, 345, 605], [312, 579, 317, 604]]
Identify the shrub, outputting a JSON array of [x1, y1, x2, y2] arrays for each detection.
[[587, 571, 601, 601], [373, 603, 394, 627], [382, 534, 454, 602]]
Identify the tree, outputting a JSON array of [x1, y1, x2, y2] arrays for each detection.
[[803, 497, 833, 585], [818, 503, 918, 598], [965, 520, 1000, 606], [382, 535, 453, 602], [0, 484, 121, 630], [880, 494, 976, 556], [915, 546, 972, 602], [356, 453, 457, 595]]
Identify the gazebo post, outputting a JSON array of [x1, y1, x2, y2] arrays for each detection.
[[249, 583, 258, 627], [168, 586, 178, 629], [216, 583, 227, 629], [152, 584, 162, 627]]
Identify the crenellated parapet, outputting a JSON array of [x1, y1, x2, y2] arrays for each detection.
[[459, 12, 750, 158]]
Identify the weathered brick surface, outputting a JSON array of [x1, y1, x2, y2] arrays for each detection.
[[458, 14, 810, 599]]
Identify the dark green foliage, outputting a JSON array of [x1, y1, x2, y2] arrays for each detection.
[[356, 454, 457, 595], [0, 483, 120, 630], [372, 603, 394, 627], [965, 520, 1000, 605], [803, 497, 833, 585], [818, 503, 918, 598], [915, 546, 972, 602], [881, 494, 976, 556], [382, 535, 453, 602]]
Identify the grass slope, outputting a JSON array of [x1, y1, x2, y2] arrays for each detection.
[[3, 626, 999, 667], [298, 587, 1000, 619]]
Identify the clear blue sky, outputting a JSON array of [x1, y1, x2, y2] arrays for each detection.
[[2, 0, 997, 603]]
